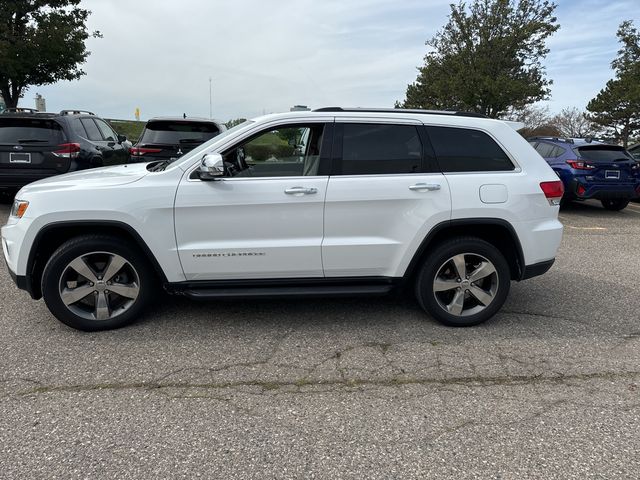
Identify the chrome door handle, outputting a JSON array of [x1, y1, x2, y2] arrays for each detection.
[[285, 186, 318, 195], [409, 183, 441, 191]]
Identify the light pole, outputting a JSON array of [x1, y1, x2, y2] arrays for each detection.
[[209, 77, 212, 119]]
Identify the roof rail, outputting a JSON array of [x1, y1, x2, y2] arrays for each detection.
[[313, 107, 489, 119], [3, 107, 39, 114], [528, 136, 575, 144], [59, 109, 95, 116]]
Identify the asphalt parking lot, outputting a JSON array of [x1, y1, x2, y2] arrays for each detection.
[[1, 200, 639, 479]]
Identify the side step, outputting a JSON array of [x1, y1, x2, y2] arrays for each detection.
[[180, 284, 394, 301]]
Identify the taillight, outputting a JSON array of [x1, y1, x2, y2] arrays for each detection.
[[566, 159, 595, 170], [130, 147, 162, 157], [53, 143, 80, 159], [540, 181, 564, 206]]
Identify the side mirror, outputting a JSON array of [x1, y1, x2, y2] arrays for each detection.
[[117, 134, 127, 143], [197, 153, 225, 180]]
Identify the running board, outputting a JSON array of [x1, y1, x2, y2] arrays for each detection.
[[180, 284, 394, 301]]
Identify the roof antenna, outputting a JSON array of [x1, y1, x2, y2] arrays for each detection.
[[183, 113, 186, 119]]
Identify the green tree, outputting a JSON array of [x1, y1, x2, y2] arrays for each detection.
[[398, 0, 559, 118], [0, 0, 101, 109], [587, 21, 640, 147]]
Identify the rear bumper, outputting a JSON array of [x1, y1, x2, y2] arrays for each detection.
[[567, 179, 640, 200], [521, 259, 555, 280], [0, 172, 59, 188]]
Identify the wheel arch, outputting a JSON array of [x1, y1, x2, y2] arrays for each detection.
[[25, 220, 168, 300], [402, 218, 525, 285]]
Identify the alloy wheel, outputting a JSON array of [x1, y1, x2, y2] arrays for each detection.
[[432, 253, 499, 317], [58, 251, 140, 321]]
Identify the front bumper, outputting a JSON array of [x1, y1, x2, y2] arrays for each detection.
[[3, 233, 38, 299]]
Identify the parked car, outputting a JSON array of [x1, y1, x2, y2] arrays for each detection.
[[628, 143, 640, 160], [129, 117, 225, 163], [0, 109, 130, 194], [2, 107, 563, 331], [528, 137, 640, 210]]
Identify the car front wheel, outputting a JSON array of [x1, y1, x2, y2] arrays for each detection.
[[41, 235, 154, 331], [415, 237, 511, 327]]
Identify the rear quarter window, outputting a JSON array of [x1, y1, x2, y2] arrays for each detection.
[[80, 118, 104, 142], [426, 126, 514, 172]]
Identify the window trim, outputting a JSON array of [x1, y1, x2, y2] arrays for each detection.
[[331, 122, 434, 176], [424, 125, 520, 174]]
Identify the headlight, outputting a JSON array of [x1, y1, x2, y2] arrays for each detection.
[[10, 199, 29, 219]]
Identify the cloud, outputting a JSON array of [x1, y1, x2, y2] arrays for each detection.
[[24, 0, 637, 120]]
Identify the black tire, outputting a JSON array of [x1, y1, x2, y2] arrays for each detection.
[[41, 235, 154, 331], [415, 237, 511, 327], [601, 198, 629, 211]]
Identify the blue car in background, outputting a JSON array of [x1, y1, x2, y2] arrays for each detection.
[[528, 137, 640, 211]]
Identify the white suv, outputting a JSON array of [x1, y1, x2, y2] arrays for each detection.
[[2, 108, 564, 331]]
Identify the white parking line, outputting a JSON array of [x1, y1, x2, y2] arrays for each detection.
[[565, 225, 607, 231]]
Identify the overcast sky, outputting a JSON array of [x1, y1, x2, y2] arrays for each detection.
[[23, 0, 640, 121]]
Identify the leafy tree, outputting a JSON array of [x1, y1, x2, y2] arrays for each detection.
[[398, 0, 559, 118], [587, 21, 640, 147], [0, 0, 101, 109], [550, 107, 593, 138]]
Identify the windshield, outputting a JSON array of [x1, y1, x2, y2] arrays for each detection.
[[576, 146, 633, 162], [0, 118, 66, 145], [139, 121, 221, 145], [146, 120, 255, 172]]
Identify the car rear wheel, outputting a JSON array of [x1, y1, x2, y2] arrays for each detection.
[[41, 235, 154, 331], [601, 198, 629, 211], [415, 237, 511, 327]]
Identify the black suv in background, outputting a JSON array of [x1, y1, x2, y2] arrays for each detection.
[[130, 117, 225, 163], [0, 108, 130, 193]]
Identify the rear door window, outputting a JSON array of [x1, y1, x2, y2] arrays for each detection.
[[338, 123, 423, 175], [94, 119, 118, 142], [427, 127, 514, 172], [140, 121, 220, 145], [0, 118, 66, 145], [80, 118, 104, 142], [576, 146, 633, 163]]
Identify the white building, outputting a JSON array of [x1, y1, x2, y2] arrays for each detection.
[[35, 93, 46, 112]]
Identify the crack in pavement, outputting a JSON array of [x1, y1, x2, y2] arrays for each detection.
[[4, 369, 639, 399]]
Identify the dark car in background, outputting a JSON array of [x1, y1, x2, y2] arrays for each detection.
[[628, 143, 640, 160], [528, 137, 640, 211], [130, 117, 226, 163], [0, 108, 130, 193]]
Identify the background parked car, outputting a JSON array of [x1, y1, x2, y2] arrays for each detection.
[[129, 117, 226, 163], [628, 143, 640, 160], [528, 136, 640, 210], [0, 108, 130, 194]]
